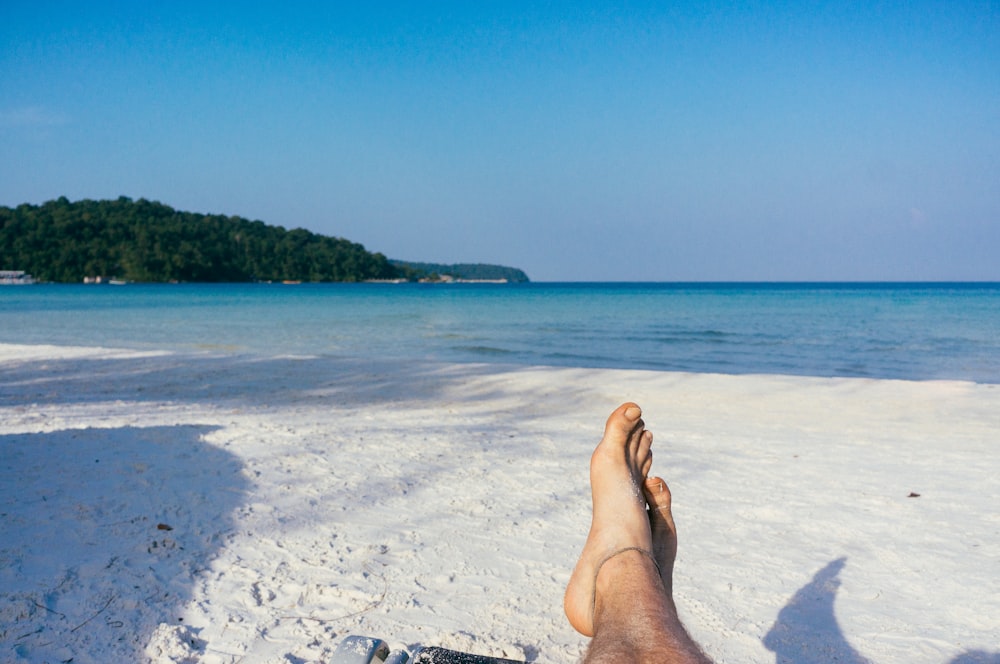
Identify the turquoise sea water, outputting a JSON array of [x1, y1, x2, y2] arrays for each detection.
[[1, 282, 998, 383]]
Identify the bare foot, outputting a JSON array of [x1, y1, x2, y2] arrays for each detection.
[[644, 476, 678, 597], [564, 402, 655, 636]]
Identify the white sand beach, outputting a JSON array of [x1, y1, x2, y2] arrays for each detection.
[[1, 343, 998, 663]]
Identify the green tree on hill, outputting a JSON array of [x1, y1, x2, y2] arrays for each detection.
[[0, 197, 398, 283]]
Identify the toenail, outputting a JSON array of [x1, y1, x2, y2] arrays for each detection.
[[624, 406, 641, 419]]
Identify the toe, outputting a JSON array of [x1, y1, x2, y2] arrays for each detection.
[[643, 476, 672, 510], [637, 429, 652, 461], [604, 402, 642, 441]]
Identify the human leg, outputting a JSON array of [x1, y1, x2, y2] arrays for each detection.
[[644, 475, 678, 596], [564, 402, 654, 637], [565, 403, 711, 664]]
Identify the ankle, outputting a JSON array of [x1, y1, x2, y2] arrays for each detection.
[[594, 548, 664, 609]]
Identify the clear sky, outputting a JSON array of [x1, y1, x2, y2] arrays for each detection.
[[2, 1, 997, 281]]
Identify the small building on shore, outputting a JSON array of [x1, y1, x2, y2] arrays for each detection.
[[0, 270, 35, 285]]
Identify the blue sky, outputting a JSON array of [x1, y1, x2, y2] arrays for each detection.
[[2, 1, 997, 280]]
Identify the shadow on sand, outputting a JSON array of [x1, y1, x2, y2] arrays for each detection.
[[764, 558, 999, 664], [0, 425, 250, 662], [0, 352, 538, 411]]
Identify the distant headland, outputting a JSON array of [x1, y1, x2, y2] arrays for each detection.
[[390, 260, 528, 284], [0, 197, 529, 284]]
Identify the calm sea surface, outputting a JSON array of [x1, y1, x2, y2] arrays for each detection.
[[1, 283, 998, 383]]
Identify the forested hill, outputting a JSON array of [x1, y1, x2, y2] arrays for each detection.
[[1, 197, 400, 283], [391, 260, 529, 283]]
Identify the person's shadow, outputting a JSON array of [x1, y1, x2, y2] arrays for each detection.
[[763, 558, 999, 664]]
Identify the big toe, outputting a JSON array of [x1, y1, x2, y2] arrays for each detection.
[[604, 402, 643, 441]]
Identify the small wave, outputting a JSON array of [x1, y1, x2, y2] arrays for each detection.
[[0, 343, 173, 362], [456, 345, 515, 356], [649, 334, 729, 345]]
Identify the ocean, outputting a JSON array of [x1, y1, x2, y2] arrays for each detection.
[[1, 282, 998, 383]]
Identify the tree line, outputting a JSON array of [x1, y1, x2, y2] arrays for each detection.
[[390, 260, 529, 282], [0, 197, 399, 283]]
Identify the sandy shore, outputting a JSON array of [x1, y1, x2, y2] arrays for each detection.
[[1, 344, 998, 663]]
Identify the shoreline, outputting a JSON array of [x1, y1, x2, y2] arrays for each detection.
[[2, 343, 998, 663], [1, 341, 995, 388]]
